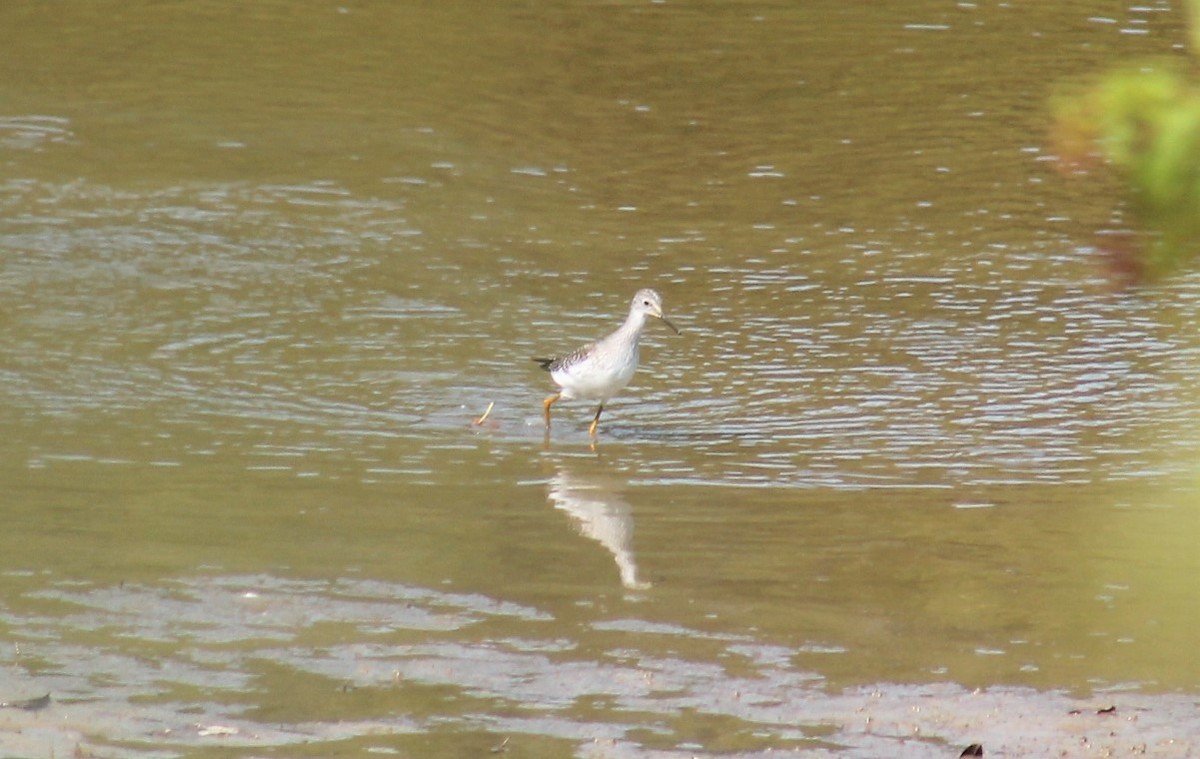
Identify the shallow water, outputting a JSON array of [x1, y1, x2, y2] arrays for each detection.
[[2, 1, 1199, 756]]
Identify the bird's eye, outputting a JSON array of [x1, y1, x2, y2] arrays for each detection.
[[643, 300, 651, 306]]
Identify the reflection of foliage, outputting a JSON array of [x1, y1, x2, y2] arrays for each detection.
[[1051, 1, 1200, 284]]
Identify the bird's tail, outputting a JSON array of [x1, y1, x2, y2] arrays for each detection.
[[532, 357, 555, 372]]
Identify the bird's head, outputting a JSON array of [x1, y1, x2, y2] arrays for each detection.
[[631, 288, 680, 334]]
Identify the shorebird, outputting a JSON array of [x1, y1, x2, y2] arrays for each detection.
[[534, 288, 679, 437]]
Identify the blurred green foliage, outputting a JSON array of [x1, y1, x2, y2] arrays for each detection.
[[1051, 0, 1200, 284]]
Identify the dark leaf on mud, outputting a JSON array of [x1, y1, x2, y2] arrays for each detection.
[[1097, 705, 1117, 715], [1, 693, 50, 711], [960, 744, 983, 757]]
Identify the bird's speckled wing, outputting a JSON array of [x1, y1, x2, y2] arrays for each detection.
[[533, 341, 595, 374]]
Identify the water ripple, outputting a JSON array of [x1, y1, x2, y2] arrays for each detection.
[[1, 179, 1197, 488]]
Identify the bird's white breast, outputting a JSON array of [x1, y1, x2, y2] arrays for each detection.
[[554, 340, 639, 401]]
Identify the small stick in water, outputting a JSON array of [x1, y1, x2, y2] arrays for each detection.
[[472, 401, 495, 427]]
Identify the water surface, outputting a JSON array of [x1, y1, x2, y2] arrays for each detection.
[[2, 1, 1199, 756]]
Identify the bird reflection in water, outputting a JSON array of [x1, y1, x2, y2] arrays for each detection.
[[546, 467, 650, 591]]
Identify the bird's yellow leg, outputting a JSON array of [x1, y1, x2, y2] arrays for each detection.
[[588, 403, 604, 437], [543, 393, 560, 429]]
